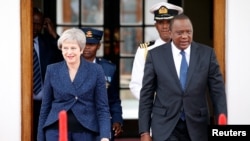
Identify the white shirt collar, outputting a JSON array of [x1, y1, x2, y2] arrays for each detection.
[[93, 58, 96, 63], [171, 41, 191, 60], [33, 36, 38, 44]]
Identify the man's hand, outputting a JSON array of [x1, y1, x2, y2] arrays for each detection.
[[140, 132, 152, 141], [43, 18, 57, 39], [112, 122, 123, 137]]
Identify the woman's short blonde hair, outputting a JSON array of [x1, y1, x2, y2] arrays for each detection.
[[57, 28, 86, 50]]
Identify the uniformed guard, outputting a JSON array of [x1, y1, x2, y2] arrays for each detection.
[[129, 2, 183, 99], [81, 27, 123, 141]]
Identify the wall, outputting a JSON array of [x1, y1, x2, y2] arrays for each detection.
[[0, 0, 21, 141], [226, 0, 250, 124]]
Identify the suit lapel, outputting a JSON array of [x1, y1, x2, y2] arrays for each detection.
[[58, 61, 74, 91], [163, 43, 181, 86], [185, 42, 199, 90], [59, 58, 89, 91], [38, 36, 49, 79], [72, 58, 89, 89]]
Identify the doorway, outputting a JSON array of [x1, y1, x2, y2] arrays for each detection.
[[21, 0, 226, 140]]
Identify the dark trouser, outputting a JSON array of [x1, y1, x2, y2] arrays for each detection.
[[110, 129, 115, 141], [167, 119, 191, 141], [45, 129, 98, 141], [33, 100, 42, 141]]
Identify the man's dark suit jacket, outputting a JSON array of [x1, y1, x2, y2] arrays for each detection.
[[37, 34, 63, 81], [139, 41, 227, 141], [37, 57, 111, 141]]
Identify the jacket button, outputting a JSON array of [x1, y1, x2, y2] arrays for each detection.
[[75, 96, 78, 100]]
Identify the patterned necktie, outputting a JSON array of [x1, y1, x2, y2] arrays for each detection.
[[180, 50, 188, 90], [33, 42, 42, 95], [179, 50, 188, 120]]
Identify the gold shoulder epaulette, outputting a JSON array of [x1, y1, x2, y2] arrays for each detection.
[[138, 40, 155, 60], [139, 40, 155, 49]]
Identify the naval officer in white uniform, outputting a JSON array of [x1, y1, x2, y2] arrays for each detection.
[[129, 2, 183, 99]]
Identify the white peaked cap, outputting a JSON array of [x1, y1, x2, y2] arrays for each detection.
[[150, 2, 183, 20]]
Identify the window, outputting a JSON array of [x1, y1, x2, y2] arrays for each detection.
[[56, 0, 104, 56], [55, 0, 167, 119], [119, 0, 164, 119]]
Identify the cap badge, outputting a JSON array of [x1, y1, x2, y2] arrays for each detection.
[[86, 31, 93, 38], [158, 6, 168, 14]]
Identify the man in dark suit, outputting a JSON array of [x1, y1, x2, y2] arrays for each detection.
[[139, 14, 227, 141], [33, 7, 63, 141], [81, 27, 123, 141]]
